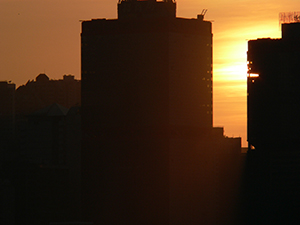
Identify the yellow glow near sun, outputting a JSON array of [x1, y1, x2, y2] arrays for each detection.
[[215, 63, 247, 80], [213, 22, 281, 83]]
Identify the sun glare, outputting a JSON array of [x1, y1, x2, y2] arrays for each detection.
[[214, 63, 247, 81]]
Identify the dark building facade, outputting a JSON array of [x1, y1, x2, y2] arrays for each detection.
[[81, 1, 241, 225], [0, 75, 82, 225], [248, 22, 300, 150], [2, 104, 82, 225], [246, 22, 300, 224], [0, 81, 16, 145], [0, 81, 15, 225]]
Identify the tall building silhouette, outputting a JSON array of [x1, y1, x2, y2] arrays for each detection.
[[81, 1, 241, 224], [248, 22, 300, 150], [246, 21, 300, 224]]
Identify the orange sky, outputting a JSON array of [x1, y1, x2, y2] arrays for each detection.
[[1, 0, 299, 147]]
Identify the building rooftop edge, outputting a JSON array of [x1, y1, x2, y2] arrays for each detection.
[[82, 16, 211, 23]]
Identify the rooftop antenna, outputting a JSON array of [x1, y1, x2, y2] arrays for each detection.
[[201, 9, 208, 16], [197, 9, 207, 20]]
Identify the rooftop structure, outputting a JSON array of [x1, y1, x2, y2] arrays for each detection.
[[279, 11, 300, 25], [118, 0, 176, 19]]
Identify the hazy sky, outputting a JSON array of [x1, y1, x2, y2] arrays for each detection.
[[1, 0, 299, 147]]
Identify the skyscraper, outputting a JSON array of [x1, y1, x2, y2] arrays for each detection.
[[246, 21, 300, 224], [248, 22, 300, 150], [81, 1, 241, 224], [82, 0, 212, 131]]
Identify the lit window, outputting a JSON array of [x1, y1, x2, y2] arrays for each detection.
[[248, 73, 259, 78]]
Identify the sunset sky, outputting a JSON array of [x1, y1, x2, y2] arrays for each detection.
[[1, 0, 299, 147]]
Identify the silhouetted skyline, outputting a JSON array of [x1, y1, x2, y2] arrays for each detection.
[[4, 0, 300, 147], [2, 1, 300, 225]]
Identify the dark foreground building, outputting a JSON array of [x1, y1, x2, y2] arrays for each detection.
[[248, 22, 300, 150], [1, 104, 82, 225], [246, 22, 300, 224], [81, 1, 242, 225]]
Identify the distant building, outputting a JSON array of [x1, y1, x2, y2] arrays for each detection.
[[246, 22, 300, 224], [0, 81, 16, 155], [81, 1, 241, 225], [16, 74, 81, 115], [0, 81, 15, 120]]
